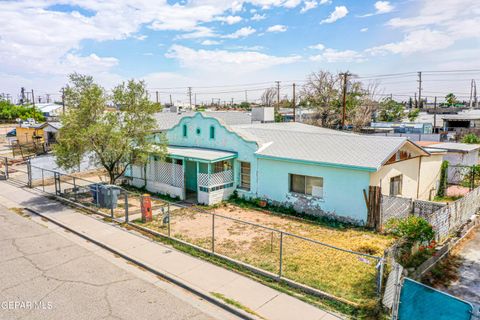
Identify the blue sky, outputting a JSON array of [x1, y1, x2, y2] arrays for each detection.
[[0, 0, 479, 103]]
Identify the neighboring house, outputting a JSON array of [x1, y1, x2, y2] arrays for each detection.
[[127, 112, 444, 224], [418, 141, 480, 184], [40, 122, 62, 144], [369, 122, 433, 134], [442, 111, 480, 131], [15, 122, 45, 144], [36, 103, 63, 118]]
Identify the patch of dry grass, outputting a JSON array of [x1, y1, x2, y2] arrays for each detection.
[[134, 204, 394, 305]]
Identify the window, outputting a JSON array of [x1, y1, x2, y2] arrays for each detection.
[[213, 160, 231, 173], [390, 175, 403, 196], [196, 128, 201, 135], [210, 126, 215, 139], [289, 174, 323, 198], [182, 124, 187, 137], [240, 162, 251, 190]]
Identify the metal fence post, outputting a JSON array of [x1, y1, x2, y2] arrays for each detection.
[[212, 213, 215, 253], [377, 258, 385, 296], [279, 231, 284, 278], [27, 159, 32, 188], [167, 203, 171, 238], [73, 177, 77, 201], [41, 169, 45, 192], [4, 157, 8, 180], [110, 188, 114, 219], [124, 191, 129, 223]]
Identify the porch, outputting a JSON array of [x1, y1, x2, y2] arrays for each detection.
[[128, 146, 237, 205]]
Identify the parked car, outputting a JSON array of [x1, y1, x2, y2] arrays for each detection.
[[6, 129, 16, 137]]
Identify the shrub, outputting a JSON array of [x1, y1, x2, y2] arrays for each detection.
[[462, 133, 480, 144], [385, 216, 435, 244]]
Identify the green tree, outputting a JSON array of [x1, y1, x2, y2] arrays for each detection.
[[407, 108, 420, 122], [0, 98, 45, 122], [54, 73, 165, 184], [445, 93, 458, 106], [437, 160, 449, 197], [377, 97, 405, 122]]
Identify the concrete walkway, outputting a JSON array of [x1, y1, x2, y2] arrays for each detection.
[[446, 227, 480, 304], [0, 181, 342, 320]]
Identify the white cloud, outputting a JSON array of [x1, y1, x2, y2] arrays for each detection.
[[143, 52, 154, 56], [310, 48, 364, 63], [133, 34, 148, 41], [367, 29, 454, 55], [320, 6, 348, 24], [309, 43, 325, 50], [223, 26, 256, 38], [368, 0, 480, 57], [165, 44, 301, 72], [359, 1, 394, 17], [360, 27, 368, 32], [266, 24, 288, 32], [375, 1, 394, 14], [301, 1, 317, 13], [217, 15, 243, 25], [176, 27, 218, 39], [201, 39, 222, 46], [251, 13, 266, 21], [283, 0, 302, 8]]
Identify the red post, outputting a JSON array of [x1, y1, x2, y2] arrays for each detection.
[[141, 194, 152, 223]]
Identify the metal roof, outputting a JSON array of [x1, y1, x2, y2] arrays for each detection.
[[229, 123, 411, 170], [167, 146, 236, 162], [425, 142, 480, 153], [154, 111, 252, 131]]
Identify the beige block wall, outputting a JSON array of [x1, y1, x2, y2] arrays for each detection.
[[370, 154, 443, 200]]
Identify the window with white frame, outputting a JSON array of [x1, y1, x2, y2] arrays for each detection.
[[239, 161, 251, 190], [390, 175, 403, 196], [289, 174, 323, 198]]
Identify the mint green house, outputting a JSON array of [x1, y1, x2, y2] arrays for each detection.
[[127, 111, 438, 224]]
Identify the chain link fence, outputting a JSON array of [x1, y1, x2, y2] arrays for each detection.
[[3, 158, 385, 305]]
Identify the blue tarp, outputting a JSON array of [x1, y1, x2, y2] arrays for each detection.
[[398, 278, 473, 320]]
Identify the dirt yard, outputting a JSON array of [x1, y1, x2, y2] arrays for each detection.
[[134, 203, 394, 305]]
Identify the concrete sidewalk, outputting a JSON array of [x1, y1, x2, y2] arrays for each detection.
[[0, 181, 342, 320]]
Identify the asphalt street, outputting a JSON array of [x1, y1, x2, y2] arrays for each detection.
[[0, 204, 240, 320]]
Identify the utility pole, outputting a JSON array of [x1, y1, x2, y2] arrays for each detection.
[[62, 87, 65, 114], [433, 96, 437, 132], [245, 90, 248, 103], [155, 91, 159, 104], [292, 83, 296, 122], [187, 87, 192, 110], [469, 79, 478, 109], [169, 94, 173, 106], [194, 93, 197, 108], [46, 94, 50, 103], [31, 89, 35, 107], [417, 71, 422, 108], [340, 72, 350, 129], [231, 98, 234, 106], [414, 92, 417, 108], [20, 87, 25, 105], [275, 81, 281, 113]]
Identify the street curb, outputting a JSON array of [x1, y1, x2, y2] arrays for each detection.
[[24, 207, 259, 320]]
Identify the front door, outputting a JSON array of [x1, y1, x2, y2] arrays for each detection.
[[185, 160, 197, 200]]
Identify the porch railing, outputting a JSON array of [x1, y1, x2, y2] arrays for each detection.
[[198, 169, 234, 189]]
